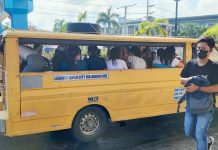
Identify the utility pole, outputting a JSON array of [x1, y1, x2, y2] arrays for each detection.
[[117, 4, 136, 35], [174, 0, 180, 36], [118, 4, 137, 22], [146, 0, 155, 20]]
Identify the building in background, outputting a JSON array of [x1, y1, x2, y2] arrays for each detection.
[[169, 14, 218, 27], [101, 14, 218, 36]]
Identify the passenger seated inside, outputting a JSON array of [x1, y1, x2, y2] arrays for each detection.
[[128, 46, 147, 69], [52, 45, 68, 71], [142, 48, 152, 68], [86, 46, 107, 70], [106, 47, 128, 70], [119, 46, 131, 69], [34, 44, 52, 69], [164, 46, 184, 68], [152, 48, 169, 68], [53, 45, 88, 71], [20, 46, 51, 72]]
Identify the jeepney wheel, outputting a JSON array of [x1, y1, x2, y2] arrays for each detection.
[[71, 106, 108, 143]]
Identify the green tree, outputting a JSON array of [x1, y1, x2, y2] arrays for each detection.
[[96, 7, 119, 33], [136, 19, 168, 37], [78, 11, 87, 22], [53, 19, 68, 32], [203, 24, 218, 43], [177, 23, 208, 38]]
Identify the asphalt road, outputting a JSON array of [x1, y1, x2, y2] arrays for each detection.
[[1, 111, 218, 150]]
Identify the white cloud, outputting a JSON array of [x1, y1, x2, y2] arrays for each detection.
[[195, 0, 218, 16], [27, 0, 218, 31]]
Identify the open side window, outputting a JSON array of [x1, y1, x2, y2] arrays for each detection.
[[18, 38, 186, 72]]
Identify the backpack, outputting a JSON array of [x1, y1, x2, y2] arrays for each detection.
[[177, 75, 214, 114]]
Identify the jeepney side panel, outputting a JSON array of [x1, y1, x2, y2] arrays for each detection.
[[4, 37, 21, 136]]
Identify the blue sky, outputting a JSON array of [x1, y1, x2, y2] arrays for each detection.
[[27, 0, 218, 31]]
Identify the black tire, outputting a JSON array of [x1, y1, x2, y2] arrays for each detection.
[[71, 106, 108, 143]]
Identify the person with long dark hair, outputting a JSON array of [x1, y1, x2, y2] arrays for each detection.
[[152, 48, 168, 68], [142, 47, 152, 68], [119, 46, 131, 69], [53, 45, 87, 71], [164, 46, 184, 68], [128, 46, 147, 69], [86, 46, 106, 70], [106, 47, 128, 70], [52, 45, 68, 71]]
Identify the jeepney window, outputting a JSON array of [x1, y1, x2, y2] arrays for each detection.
[[145, 45, 185, 68], [18, 38, 186, 72]]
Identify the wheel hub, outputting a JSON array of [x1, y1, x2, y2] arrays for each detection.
[[80, 113, 100, 135]]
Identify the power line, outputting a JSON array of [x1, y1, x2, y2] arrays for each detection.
[[33, 11, 153, 17], [35, 5, 174, 15], [33, 10, 99, 15], [32, 9, 172, 21], [35, 2, 175, 16], [37, 0, 167, 9], [33, 11, 99, 18], [117, 4, 137, 20]]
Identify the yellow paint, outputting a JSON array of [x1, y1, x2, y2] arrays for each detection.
[[0, 30, 199, 137]]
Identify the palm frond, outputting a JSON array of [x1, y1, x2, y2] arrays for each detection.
[[78, 11, 87, 22], [111, 20, 119, 28]]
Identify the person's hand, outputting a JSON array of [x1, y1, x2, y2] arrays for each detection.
[[185, 77, 193, 83], [181, 76, 193, 85], [185, 83, 199, 93]]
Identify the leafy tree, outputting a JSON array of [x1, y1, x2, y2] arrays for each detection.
[[96, 6, 119, 33], [177, 23, 208, 38], [53, 19, 68, 32], [136, 19, 168, 37], [78, 11, 87, 22], [203, 24, 218, 43]]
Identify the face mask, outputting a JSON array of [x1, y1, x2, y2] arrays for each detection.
[[197, 50, 208, 59]]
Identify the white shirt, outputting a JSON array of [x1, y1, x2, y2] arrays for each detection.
[[128, 55, 147, 69], [106, 59, 128, 70], [19, 46, 37, 61], [171, 57, 181, 67]]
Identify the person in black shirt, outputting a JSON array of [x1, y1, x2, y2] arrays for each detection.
[[86, 46, 107, 70], [180, 37, 218, 150]]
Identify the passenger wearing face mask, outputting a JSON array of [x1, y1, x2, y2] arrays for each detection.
[[180, 37, 218, 150]]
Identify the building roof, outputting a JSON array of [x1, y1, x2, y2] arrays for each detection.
[[169, 14, 218, 23]]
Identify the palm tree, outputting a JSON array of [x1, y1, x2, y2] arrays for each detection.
[[96, 7, 119, 34], [136, 18, 168, 37], [53, 19, 68, 32], [203, 24, 218, 43], [78, 11, 87, 22]]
